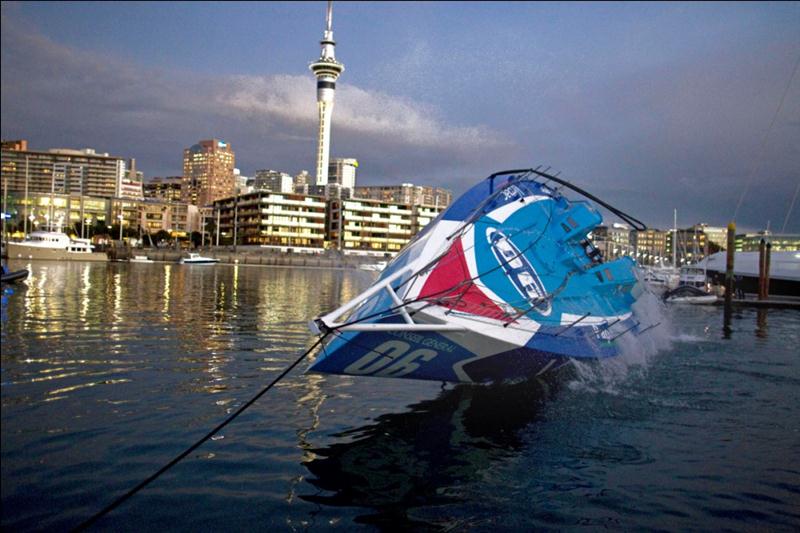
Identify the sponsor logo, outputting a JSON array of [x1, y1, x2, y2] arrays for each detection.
[[486, 228, 551, 316]]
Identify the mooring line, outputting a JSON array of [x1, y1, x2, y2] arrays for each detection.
[[71, 332, 330, 532]]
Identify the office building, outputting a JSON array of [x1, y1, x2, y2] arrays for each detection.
[[328, 197, 414, 256], [354, 183, 452, 208], [182, 139, 235, 207], [735, 232, 800, 252], [631, 228, 671, 266], [144, 177, 184, 202], [118, 158, 144, 200], [1, 142, 125, 198], [294, 170, 311, 194], [213, 190, 328, 252], [3, 192, 197, 237], [253, 170, 294, 193], [328, 158, 358, 191]]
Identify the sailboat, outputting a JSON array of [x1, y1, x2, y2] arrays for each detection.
[[308, 168, 654, 384], [642, 208, 679, 293], [663, 223, 716, 304]]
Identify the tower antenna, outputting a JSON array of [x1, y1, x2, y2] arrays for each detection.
[[310, 1, 345, 187]]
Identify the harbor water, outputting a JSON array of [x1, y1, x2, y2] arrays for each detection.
[[1, 260, 799, 531]]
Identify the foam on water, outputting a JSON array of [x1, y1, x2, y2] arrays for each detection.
[[569, 285, 673, 394]]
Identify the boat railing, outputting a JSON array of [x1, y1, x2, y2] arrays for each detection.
[[312, 258, 468, 334]]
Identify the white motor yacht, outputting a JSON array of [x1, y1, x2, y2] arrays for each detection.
[[180, 253, 219, 264], [7, 231, 108, 262]]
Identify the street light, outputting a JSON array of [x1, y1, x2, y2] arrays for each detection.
[[85, 217, 93, 239], [118, 214, 124, 242]]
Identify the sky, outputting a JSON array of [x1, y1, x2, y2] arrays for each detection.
[[1, 1, 799, 233]]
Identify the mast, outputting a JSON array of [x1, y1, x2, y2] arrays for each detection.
[[672, 208, 677, 269]]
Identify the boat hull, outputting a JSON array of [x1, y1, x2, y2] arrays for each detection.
[[1, 269, 29, 283], [312, 312, 632, 383], [7, 243, 108, 262], [309, 170, 650, 384]]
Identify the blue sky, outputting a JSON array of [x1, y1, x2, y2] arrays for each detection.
[[2, 1, 799, 232]]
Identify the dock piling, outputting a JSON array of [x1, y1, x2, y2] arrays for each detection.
[[765, 242, 771, 299], [723, 221, 735, 336]]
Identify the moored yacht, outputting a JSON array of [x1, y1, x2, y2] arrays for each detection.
[[179, 252, 219, 264], [7, 231, 108, 262]]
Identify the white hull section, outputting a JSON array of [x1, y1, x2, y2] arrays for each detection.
[[8, 243, 108, 262]]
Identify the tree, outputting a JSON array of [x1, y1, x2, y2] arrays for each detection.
[[153, 229, 171, 246]]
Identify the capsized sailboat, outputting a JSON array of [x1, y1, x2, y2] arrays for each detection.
[[308, 169, 651, 384]]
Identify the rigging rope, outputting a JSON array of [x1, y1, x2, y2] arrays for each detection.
[[780, 180, 799, 234], [733, 51, 800, 221], [71, 333, 331, 532]]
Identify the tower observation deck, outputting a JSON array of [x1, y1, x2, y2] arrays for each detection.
[[310, 1, 345, 187]]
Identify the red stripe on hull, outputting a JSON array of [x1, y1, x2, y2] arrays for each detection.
[[418, 237, 510, 322]]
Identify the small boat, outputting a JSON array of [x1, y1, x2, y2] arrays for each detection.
[[1, 265, 29, 283], [677, 264, 708, 290], [179, 253, 219, 264], [662, 285, 718, 305], [308, 168, 654, 384], [641, 266, 679, 294], [130, 255, 154, 263], [358, 261, 387, 272]]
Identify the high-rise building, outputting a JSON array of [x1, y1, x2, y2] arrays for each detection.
[[310, 1, 344, 186], [118, 158, 144, 200], [354, 183, 452, 208], [254, 169, 294, 193], [294, 170, 311, 194], [328, 158, 357, 191], [1, 142, 125, 198], [234, 168, 251, 194], [182, 139, 235, 207]]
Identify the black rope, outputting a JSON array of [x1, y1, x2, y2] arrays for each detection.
[[486, 168, 647, 231], [71, 333, 331, 532]]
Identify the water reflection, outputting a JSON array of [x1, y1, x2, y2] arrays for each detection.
[[0, 261, 371, 405], [300, 378, 558, 528]]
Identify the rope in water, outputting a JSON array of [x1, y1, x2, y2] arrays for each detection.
[[71, 333, 331, 532]]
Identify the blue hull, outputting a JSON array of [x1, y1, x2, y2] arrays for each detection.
[[309, 169, 647, 384]]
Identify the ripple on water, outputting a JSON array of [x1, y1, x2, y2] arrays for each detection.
[[2, 262, 800, 531]]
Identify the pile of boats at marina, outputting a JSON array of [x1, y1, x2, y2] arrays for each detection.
[[642, 251, 800, 304]]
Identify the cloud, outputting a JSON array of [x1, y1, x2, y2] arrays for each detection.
[[1, 12, 516, 190]]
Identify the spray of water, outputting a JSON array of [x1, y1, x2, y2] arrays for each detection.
[[569, 282, 673, 394]]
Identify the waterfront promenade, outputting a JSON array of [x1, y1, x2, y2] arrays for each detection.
[[108, 246, 383, 269]]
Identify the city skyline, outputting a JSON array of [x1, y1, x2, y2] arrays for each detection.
[[1, 1, 798, 233]]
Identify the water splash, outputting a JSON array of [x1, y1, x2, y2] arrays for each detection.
[[569, 285, 673, 394]]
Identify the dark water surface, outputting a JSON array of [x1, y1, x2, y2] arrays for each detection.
[[2, 260, 799, 531]]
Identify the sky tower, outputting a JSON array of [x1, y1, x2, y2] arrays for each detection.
[[310, 0, 344, 187]]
